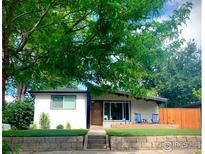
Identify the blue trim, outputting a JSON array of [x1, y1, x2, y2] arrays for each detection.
[[86, 91, 91, 129]]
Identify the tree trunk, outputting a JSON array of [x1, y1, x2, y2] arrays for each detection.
[[2, 0, 18, 105], [2, 72, 6, 106], [17, 83, 27, 102], [2, 31, 9, 106]]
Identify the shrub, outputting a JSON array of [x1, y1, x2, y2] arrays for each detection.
[[3, 140, 20, 154], [2, 141, 12, 154], [39, 112, 50, 129], [11, 126, 17, 130], [30, 123, 37, 129], [56, 124, 64, 129], [66, 122, 71, 129], [2, 101, 34, 129]]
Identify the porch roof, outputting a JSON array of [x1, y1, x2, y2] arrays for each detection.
[[113, 91, 167, 104]]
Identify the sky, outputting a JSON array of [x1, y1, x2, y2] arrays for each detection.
[[5, 0, 202, 102], [159, 0, 201, 46]]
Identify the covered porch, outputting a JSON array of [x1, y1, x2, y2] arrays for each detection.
[[90, 92, 167, 128], [91, 100, 131, 127]]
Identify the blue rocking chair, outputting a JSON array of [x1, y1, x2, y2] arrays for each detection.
[[135, 113, 143, 123], [151, 113, 160, 124]]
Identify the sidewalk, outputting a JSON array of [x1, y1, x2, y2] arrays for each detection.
[[24, 150, 201, 154]]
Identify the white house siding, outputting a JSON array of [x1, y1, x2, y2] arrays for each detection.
[[33, 93, 87, 129], [92, 94, 158, 127], [130, 99, 158, 123]]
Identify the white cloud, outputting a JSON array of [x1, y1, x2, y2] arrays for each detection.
[[181, 0, 201, 46], [158, 0, 201, 46]]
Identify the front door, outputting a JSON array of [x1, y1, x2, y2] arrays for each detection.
[[91, 101, 103, 126]]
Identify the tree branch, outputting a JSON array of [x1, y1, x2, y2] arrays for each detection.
[[12, 10, 40, 22], [36, 8, 86, 29], [70, 25, 88, 33], [65, 11, 92, 34], [16, 3, 51, 53], [83, 33, 97, 46], [14, 51, 49, 72], [7, 0, 18, 27]]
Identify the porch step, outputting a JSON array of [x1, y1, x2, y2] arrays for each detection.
[[88, 135, 106, 140], [87, 144, 107, 149], [86, 135, 108, 150], [88, 139, 106, 144]]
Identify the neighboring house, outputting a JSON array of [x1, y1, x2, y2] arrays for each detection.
[[30, 88, 167, 129]]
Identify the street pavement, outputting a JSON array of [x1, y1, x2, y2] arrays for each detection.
[[22, 150, 201, 154]]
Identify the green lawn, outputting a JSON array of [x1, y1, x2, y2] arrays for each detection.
[[3, 129, 88, 137], [106, 128, 201, 136]]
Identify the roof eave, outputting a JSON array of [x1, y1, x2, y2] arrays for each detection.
[[112, 92, 167, 104], [29, 90, 88, 94]]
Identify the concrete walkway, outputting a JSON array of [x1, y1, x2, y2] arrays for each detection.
[[25, 150, 201, 154], [87, 127, 106, 136]]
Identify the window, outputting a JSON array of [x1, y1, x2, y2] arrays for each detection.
[[63, 96, 76, 109], [51, 95, 76, 109], [104, 103, 110, 120], [123, 103, 129, 120], [111, 103, 122, 120], [52, 96, 63, 108], [104, 102, 130, 120]]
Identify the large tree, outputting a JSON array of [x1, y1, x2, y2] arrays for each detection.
[[3, 0, 58, 103], [2, 0, 192, 103], [152, 41, 201, 107]]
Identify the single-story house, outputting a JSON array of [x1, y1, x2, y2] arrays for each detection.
[[30, 88, 167, 129]]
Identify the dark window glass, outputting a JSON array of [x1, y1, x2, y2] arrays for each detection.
[[104, 102, 130, 121], [104, 103, 110, 120], [52, 96, 63, 108], [111, 103, 122, 120], [123, 103, 129, 120]]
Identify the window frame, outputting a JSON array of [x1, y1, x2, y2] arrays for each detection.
[[103, 100, 131, 121], [50, 95, 76, 110]]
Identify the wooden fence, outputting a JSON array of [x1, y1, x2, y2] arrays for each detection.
[[159, 108, 201, 129]]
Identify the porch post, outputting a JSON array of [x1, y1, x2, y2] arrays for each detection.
[[86, 91, 91, 129]]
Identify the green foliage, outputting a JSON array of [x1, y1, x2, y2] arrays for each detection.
[[56, 124, 64, 129], [11, 126, 18, 130], [2, 140, 20, 154], [152, 41, 201, 107], [3, 0, 194, 100], [2, 141, 12, 154], [30, 123, 37, 129], [146, 89, 158, 97], [66, 122, 71, 129], [39, 112, 50, 129], [3, 129, 88, 137], [2, 101, 34, 129], [192, 88, 201, 100]]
